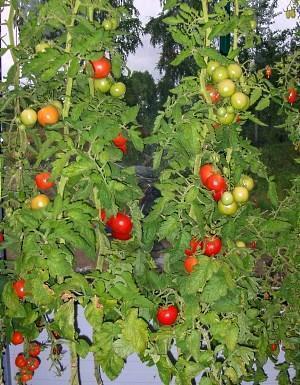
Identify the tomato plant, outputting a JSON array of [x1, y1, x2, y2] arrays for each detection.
[[156, 305, 178, 326]]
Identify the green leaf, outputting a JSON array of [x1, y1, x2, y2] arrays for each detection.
[[193, 50, 206, 68], [54, 301, 75, 340], [2, 282, 26, 318], [47, 249, 73, 278], [250, 87, 262, 106], [68, 58, 80, 77], [181, 258, 216, 295], [76, 338, 90, 358], [159, 216, 179, 240], [261, 219, 291, 233], [171, 49, 192, 66], [62, 157, 95, 177], [201, 269, 230, 303], [121, 309, 148, 355], [129, 130, 144, 151], [121, 106, 139, 124], [255, 97, 270, 111], [164, 15, 184, 25], [164, 0, 178, 10], [111, 53, 123, 79], [267, 177, 279, 207]]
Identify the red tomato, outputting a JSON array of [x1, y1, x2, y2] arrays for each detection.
[[184, 256, 198, 273], [189, 238, 203, 253], [156, 305, 178, 326], [206, 174, 226, 192], [287, 88, 297, 105], [26, 357, 40, 371], [203, 236, 222, 257], [265, 65, 272, 79], [184, 248, 193, 256], [248, 240, 257, 249], [15, 353, 27, 368], [99, 209, 107, 222], [28, 342, 41, 357], [205, 84, 220, 104], [212, 186, 227, 201], [106, 213, 133, 235], [13, 279, 26, 299], [111, 231, 132, 241], [199, 164, 216, 185], [270, 343, 278, 352], [11, 331, 24, 345], [0, 232, 4, 242], [35, 172, 54, 190], [20, 372, 33, 383], [113, 134, 128, 153], [37, 105, 59, 127], [91, 57, 111, 79]]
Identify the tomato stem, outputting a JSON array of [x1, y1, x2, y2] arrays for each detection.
[[233, 0, 239, 52]]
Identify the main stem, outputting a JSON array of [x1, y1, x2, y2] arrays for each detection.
[[233, 0, 239, 52]]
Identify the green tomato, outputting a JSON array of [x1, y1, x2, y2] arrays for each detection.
[[217, 112, 236, 125], [239, 175, 254, 191], [227, 63, 243, 80], [250, 19, 257, 29], [20, 108, 37, 126], [217, 79, 236, 97], [226, 105, 235, 114], [232, 186, 249, 203], [212, 66, 229, 83], [94, 78, 112, 93], [236, 240, 246, 248], [231, 92, 250, 111], [110, 82, 126, 98], [102, 19, 112, 30], [221, 191, 234, 205], [110, 18, 119, 30], [207, 61, 220, 76], [35, 42, 50, 53], [217, 107, 227, 117], [218, 200, 238, 216]]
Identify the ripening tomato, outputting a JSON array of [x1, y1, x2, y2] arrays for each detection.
[[199, 164, 216, 186], [0, 233, 4, 243], [287, 88, 297, 105], [156, 305, 178, 326], [20, 109, 37, 127], [270, 343, 278, 352], [207, 61, 220, 76], [217, 79, 236, 97], [184, 256, 198, 273], [221, 191, 234, 205], [265, 65, 272, 79], [15, 353, 27, 368], [203, 236, 222, 257], [218, 200, 238, 216], [13, 279, 26, 299], [212, 66, 229, 83], [107, 213, 133, 235], [205, 84, 220, 104], [37, 105, 59, 127], [11, 331, 24, 345], [110, 82, 126, 98], [30, 194, 50, 210], [206, 174, 227, 192], [91, 57, 111, 79], [94, 78, 112, 93], [248, 240, 257, 249], [232, 186, 249, 203], [227, 63, 243, 80], [28, 342, 41, 357], [239, 175, 254, 191], [231, 92, 250, 111], [20, 372, 33, 383], [35, 172, 54, 190], [26, 357, 40, 371]]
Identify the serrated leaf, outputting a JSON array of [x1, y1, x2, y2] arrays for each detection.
[[250, 87, 262, 106], [171, 49, 191, 66], [121, 309, 148, 355], [111, 53, 122, 79], [164, 15, 184, 25], [121, 106, 139, 124], [255, 97, 270, 111], [54, 301, 75, 340], [76, 338, 90, 358]]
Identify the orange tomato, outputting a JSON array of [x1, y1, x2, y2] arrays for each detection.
[[37, 105, 59, 127], [30, 194, 50, 209]]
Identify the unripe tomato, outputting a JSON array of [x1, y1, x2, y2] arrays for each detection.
[[203, 236, 222, 257], [110, 18, 119, 30], [20, 109, 37, 127], [265, 65, 272, 79], [236, 241, 246, 248], [205, 84, 220, 104], [207, 61, 220, 76], [287, 88, 297, 105], [217, 79, 236, 97], [250, 19, 257, 29], [35, 42, 50, 53], [199, 164, 216, 186], [232, 186, 249, 203], [28, 342, 41, 357], [156, 305, 178, 326], [231, 92, 250, 111], [35, 172, 54, 190], [221, 191, 234, 205], [11, 331, 24, 345], [227, 63, 243, 80], [94, 78, 112, 93], [217, 112, 236, 125], [13, 279, 26, 299], [110, 82, 126, 98], [212, 66, 229, 83], [107, 213, 133, 235], [91, 57, 111, 79], [26, 356, 40, 371], [30, 194, 50, 210], [217, 107, 227, 117], [218, 200, 238, 216], [239, 175, 254, 191], [15, 353, 27, 368], [37, 105, 59, 127], [102, 19, 113, 30], [184, 256, 198, 273], [206, 174, 227, 192]]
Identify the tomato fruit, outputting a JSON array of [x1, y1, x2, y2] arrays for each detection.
[[156, 305, 178, 326], [94, 78, 112, 93], [236, 241, 246, 248], [26, 357, 40, 371], [30, 194, 50, 210], [270, 343, 278, 352], [265, 65, 272, 79], [35, 42, 50, 53], [203, 236, 222, 257], [231, 92, 250, 111], [239, 175, 254, 191], [212, 188, 227, 201], [15, 354, 27, 368], [190, 238, 203, 253], [248, 240, 257, 249], [212, 66, 229, 83], [199, 163, 216, 185], [110, 18, 119, 30], [207, 61, 220, 76], [0, 233, 4, 242], [227, 63, 243, 80], [206, 173, 226, 192], [107, 213, 133, 235], [217, 79, 236, 97], [110, 82, 126, 98], [28, 342, 41, 357], [20, 109, 37, 126], [218, 200, 238, 216], [99, 209, 107, 222], [20, 372, 33, 383], [111, 231, 132, 241], [184, 256, 198, 273], [113, 133, 127, 149], [221, 191, 234, 205], [13, 279, 26, 299], [250, 19, 257, 29], [91, 57, 111, 79], [205, 84, 220, 104], [287, 88, 297, 105], [11, 331, 24, 345], [37, 105, 59, 127], [35, 172, 54, 190], [102, 19, 113, 30], [50, 100, 63, 116], [232, 186, 249, 203], [217, 111, 235, 125]]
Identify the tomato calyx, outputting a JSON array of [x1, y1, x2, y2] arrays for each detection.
[[205, 84, 220, 104]]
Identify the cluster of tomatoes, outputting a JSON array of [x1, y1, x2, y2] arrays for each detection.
[[20, 102, 61, 129], [12, 332, 41, 384], [204, 61, 250, 125], [100, 210, 133, 241], [199, 163, 254, 216]]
